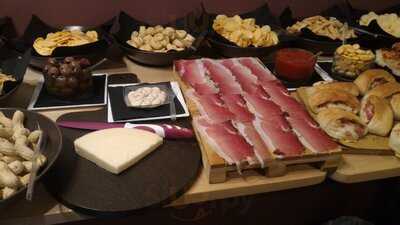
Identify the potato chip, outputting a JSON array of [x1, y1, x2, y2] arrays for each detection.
[[0, 73, 16, 95], [33, 30, 98, 56]]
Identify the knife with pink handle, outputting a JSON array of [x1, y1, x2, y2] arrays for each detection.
[[56, 121, 194, 139]]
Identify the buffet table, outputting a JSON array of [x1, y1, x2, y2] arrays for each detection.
[[0, 57, 400, 224]]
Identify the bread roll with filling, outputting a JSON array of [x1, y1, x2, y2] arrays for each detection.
[[354, 69, 395, 95], [389, 123, 400, 155], [365, 82, 400, 99], [360, 95, 393, 136], [312, 81, 360, 96], [316, 108, 367, 141], [391, 94, 400, 120], [309, 89, 360, 114]]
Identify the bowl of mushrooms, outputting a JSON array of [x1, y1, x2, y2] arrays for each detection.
[[114, 12, 202, 66], [0, 108, 62, 205]]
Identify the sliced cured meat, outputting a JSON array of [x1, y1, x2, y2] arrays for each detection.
[[202, 59, 243, 94], [221, 59, 260, 94], [179, 60, 209, 87], [260, 79, 289, 96], [238, 57, 277, 82], [253, 117, 304, 157], [221, 94, 254, 122], [174, 60, 186, 75], [233, 121, 273, 167], [193, 83, 219, 95], [186, 90, 234, 123], [242, 92, 283, 120], [194, 117, 256, 166], [286, 116, 340, 153]]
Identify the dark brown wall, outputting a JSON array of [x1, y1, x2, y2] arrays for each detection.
[[0, 0, 399, 35]]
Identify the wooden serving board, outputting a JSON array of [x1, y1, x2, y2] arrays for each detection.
[[173, 68, 342, 184], [296, 87, 394, 156]]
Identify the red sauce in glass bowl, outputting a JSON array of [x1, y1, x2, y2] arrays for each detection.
[[274, 48, 316, 81]]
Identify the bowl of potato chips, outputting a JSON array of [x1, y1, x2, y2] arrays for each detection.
[[208, 14, 288, 57]]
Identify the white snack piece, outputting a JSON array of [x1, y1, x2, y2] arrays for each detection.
[[127, 86, 167, 108], [74, 128, 163, 174]]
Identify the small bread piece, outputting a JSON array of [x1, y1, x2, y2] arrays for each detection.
[[365, 82, 400, 99], [389, 123, 400, 154], [390, 94, 400, 120], [316, 108, 367, 141], [309, 89, 360, 114], [360, 95, 393, 136], [312, 81, 360, 96], [354, 69, 395, 95]]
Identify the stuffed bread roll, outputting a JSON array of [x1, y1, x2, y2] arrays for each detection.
[[354, 69, 395, 95], [390, 94, 400, 120], [309, 89, 360, 114], [360, 95, 393, 136], [316, 108, 368, 141], [312, 81, 360, 96], [389, 123, 400, 154], [365, 82, 400, 99]]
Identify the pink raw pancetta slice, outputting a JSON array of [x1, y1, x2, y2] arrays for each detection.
[[242, 92, 283, 120], [286, 116, 340, 153], [202, 59, 242, 94], [238, 57, 277, 82], [232, 121, 273, 167], [220, 94, 254, 122], [194, 117, 257, 166], [220, 59, 260, 94], [253, 116, 304, 157], [186, 90, 234, 123]]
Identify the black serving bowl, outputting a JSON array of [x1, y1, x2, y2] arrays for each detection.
[[206, 3, 288, 58], [15, 15, 114, 70], [0, 47, 31, 100], [114, 7, 208, 67], [0, 108, 63, 208]]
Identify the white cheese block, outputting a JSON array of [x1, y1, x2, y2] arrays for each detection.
[[74, 128, 163, 174]]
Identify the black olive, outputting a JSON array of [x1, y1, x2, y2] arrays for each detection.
[[54, 76, 67, 88], [66, 77, 79, 88], [43, 64, 52, 75], [47, 66, 59, 77], [64, 57, 75, 64], [79, 58, 91, 68], [59, 63, 73, 76], [70, 61, 82, 74], [47, 58, 58, 65]]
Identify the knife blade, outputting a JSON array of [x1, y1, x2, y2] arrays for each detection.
[[57, 121, 194, 139]]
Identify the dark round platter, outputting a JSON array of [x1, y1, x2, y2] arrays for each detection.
[[43, 109, 202, 216]]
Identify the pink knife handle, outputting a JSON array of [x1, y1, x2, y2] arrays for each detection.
[[124, 123, 193, 139], [160, 124, 194, 139]]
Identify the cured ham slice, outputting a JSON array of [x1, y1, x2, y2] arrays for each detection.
[[238, 57, 277, 82], [186, 90, 234, 123], [286, 116, 340, 153], [253, 117, 304, 157], [220, 94, 254, 122], [193, 83, 219, 95], [174, 60, 186, 75], [242, 92, 283, 120], [194, 117, 256, 166], [202, 59, 243, 94], [221, 59, 260, 94], [232, 121, 273, 167], [178, 60, 208, 86]]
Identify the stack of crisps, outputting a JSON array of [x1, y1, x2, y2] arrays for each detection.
[[213, 15, 279, 48], [33, 30, 98, 56]]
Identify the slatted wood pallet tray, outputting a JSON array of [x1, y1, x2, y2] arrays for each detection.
[[173, 67, 342, 183]]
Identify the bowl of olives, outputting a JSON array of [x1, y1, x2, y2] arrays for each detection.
[[43, 57, 93, 99]]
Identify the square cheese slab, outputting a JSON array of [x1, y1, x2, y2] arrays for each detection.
[[74, 128, 163, 174]]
